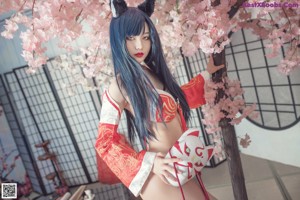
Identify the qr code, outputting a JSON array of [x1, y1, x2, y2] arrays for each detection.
[[1, 183, 17, 199]]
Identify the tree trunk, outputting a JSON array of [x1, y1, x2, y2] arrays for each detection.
[[220, 119, 248, 200], [212, 50, 248, 200]]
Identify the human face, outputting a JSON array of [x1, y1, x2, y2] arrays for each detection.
[[126, 23, 151, 64]]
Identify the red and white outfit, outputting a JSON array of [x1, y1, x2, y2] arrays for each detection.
[[94, 71, 214, 198]]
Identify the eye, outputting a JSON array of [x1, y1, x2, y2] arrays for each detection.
[[143, 35, 150, 40], [126, 36, 135, 41], [184, 143, 190, 156]]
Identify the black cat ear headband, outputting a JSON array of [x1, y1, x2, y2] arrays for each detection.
[[110, 0, 155, 18]]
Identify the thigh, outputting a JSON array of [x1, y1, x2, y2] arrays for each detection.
[[140, 173, 206, 200]]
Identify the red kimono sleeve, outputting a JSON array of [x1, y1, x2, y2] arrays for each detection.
[[94, 90, 156, 197], [180, 71, 210, 109]]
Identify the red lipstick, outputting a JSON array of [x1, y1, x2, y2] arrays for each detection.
[[134, 52, 144, 58]]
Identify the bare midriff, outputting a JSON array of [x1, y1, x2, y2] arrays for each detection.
[[147, 113, 183, 153]]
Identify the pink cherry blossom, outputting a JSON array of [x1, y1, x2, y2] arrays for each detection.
[[239, 134, 251, 148], [182, 42, 198, 57], [0, 0, 298, 76], [203, 78, 257, 137], [0, 1, 298, 151], [1, 19, 18, 39]]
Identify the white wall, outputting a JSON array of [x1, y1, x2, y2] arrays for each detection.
[[235, 119, 300, 167]]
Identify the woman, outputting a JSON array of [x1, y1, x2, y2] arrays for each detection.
[[95, 0, 224, 199]]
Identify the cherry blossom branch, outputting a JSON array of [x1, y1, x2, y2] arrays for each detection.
[[18, 0, 28, 12], [75, 8, 83, 22], [281, 7, 292, 31], [31, 0, 35, 18], [59, 4, 63, 12], [0, 0, 299, 81], [228, 0, 247, 19]]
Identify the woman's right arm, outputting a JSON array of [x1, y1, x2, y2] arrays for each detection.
[[95, 80, 181, 195], [95, 80, 156, 197]]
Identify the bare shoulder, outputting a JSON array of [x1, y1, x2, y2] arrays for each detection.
[[107, 78, 127, 108]]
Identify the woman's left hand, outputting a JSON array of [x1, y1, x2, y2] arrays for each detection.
[[206, 56, 225, 74]]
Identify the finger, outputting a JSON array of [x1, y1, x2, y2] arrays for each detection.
[[163, 171, 177, 182], [174, 167, 184, 174], [162, 162, 184, 174], [217, 64, 225, 69], [163, 157, 182, 164], [164, 164, 176, 173], [160, 174, 170, 185], [209, 55, 213, 63], [211, 65, 225, 73], [164, 164, 184, 174], [209, 64, 225, 74], [156, 152, 165, 157], [156, 153, 164, 159]]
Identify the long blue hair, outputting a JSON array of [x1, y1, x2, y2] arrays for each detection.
[[109, 7, 191, 144]]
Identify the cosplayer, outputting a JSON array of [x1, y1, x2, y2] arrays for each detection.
[[95, 0, 224, 199]]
